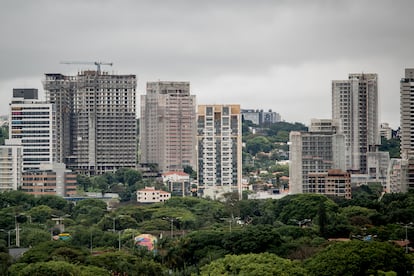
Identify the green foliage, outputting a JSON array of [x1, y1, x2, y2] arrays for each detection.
[[275, 194, 337, 224], [9, 261, 110, 276], [28, 205, 52, 223], [0, 125, 8, 146], [88, 251, 166, 276], [35, 195, 70, 212], [20, 227, 51, 247], [0, 252, 11, 276], [72, 199, 107, 225], [200, 253, 307, 276], [0, 190, 36, 209], [379, 137, 400, 158], [223, 225, 282, 255], [305, 241, 411, 276], [18, 241, 85, 264], [246, 136, 272, 155]]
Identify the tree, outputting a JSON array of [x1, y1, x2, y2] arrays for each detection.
[[305, 240, 411, 276], [0, 125, 8, 146], [35, 195, 70, 212], [222, 225, 282, 255], [318, 200, 328, 238], [9, 261, 110, 276], [199, 253, 307, 276], [28, 205, 52, 223], [246, 136, 272, 155]]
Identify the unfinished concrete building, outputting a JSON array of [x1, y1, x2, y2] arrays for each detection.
[[43, 70, 137, 175]]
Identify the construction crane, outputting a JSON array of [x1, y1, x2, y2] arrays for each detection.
[[60, 61, 113, 74]]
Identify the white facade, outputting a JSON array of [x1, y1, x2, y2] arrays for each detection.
[[162, 171, 191, 197], [9, 93, 54, 171], [197, 105, 242, 199], [140, 81, 196, 172], [386, 158, 406, 193], [0, 139, 22, 191], [380, 123, 392, 140], [332, 73, 379, 173], [136, 187, 171, 203]]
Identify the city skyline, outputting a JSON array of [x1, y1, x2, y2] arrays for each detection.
[[1, 1, 414, 128]]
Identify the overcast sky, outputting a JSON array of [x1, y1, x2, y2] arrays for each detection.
[[1, 0, 413, 128]]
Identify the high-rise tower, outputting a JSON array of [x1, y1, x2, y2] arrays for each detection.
[[9, 89, 54, 171], [196, 104, 242, 199], [332, 73, 379, 173], [140, 81, 196, 172], [43, 70, 137, 175], [400, 68, 414, 190]]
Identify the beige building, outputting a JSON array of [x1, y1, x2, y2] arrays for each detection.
[[289, 119, 346, 195], [140, 81, 196, 172], [197, 104, 242, 199], [307, 169, 351, 199], [400, 68, 414, 190], [21, 163, 77, 197], [0, 139, 22, 191], [136, 187, 171, 203]]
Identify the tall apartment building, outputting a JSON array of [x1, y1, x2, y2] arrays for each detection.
[[197, 105, 242, 199], [0, 139, 22, 191], [140, 81, 196, 172], [43, 71, 137, 175], [289, 119, 346, 195], [332, 73, 379, 174], [400, 68, 414, 190], [43, 74, 75, 163], [9, 89, 54, 171]]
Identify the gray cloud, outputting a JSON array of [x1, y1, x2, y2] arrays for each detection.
[[1, 0, 413, 127]]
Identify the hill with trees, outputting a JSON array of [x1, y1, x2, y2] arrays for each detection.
[[0, 188, 413, 275]]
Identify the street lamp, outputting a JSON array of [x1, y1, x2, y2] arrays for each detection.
[[163, 217, 181, 238], [404, 223, 413, 254], [290, 218, 312, 227], [0, 229, 14, 248]]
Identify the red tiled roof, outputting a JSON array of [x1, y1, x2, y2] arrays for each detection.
[[163, 171, 189, 176]]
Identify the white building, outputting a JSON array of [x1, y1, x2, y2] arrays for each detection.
[[332, 73, 379, 174], [140, 81, 196, 172], [9, 89, 54, 171], [386, 158, 406, 193], [197, 105, 242, 199], [380, 123, 393, 140], [0, 139, 22, 191], [162, 171, 191, 197], [289, 119, 346, 195], [136, 187, 171, 203]]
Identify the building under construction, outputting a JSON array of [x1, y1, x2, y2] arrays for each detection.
[[43, 68, 137, 175]]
